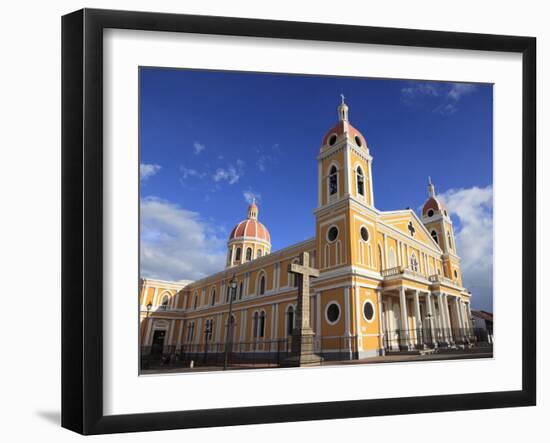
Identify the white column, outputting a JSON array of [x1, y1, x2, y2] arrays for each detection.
[[195, 318, 202, 344], [399, 287, 410, 347], [316, 292, 322, 336], [425, 292, 436, 346], [376, 289, 384, 354], [436, 293, 449, 344], [175, 320, 184, 350], [443, 294, 453, 343], [383, 234, 388, 269], [271, 303, 278, 350], [144, 317, 154, 346], [344, 286, 351, 337], [240, 309, 247, 342], [368, 159, 374, 206], [344, 145, 351, 196], [413, 290, 422, 346], [318, 161, 323, 206], [354, 285, 362, 348]]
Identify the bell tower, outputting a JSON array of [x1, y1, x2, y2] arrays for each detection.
[[315, 97, 376, 272], [421, 178, 462, 284], [317, 95, 374, 209]]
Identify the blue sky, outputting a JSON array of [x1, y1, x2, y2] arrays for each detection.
[[139, 67, 493, 311]]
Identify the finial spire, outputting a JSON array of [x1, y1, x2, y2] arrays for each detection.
[[247, 199, 258, 219], [338, 94, 349, 122], [427, 176, 436, 197]]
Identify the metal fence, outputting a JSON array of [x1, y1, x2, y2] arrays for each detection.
[[382, 327, 493, 352], [140, 335, 359, 370]]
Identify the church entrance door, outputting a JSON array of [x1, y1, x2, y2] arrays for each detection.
[[151, 330, 166, 357]]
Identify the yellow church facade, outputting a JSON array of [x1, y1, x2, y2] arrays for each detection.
[[139, 98, 475, 364]]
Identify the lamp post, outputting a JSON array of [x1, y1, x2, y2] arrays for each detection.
[[223, 275, 238, 370], [203, 321, 212, 364], [145, 302, 152, 368]]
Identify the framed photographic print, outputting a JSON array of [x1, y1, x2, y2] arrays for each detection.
[[61, 8, 536, 435]]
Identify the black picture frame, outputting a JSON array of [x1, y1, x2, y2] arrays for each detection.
[[61, 8, 536, 435]]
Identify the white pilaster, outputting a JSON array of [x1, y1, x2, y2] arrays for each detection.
[[376, 289, 384, 354], [344, 286, 351, 337], [399, 287, 410, 347], [316, 292, 322, 336], [413, 290, 422, 332], [354, 285, 362, 347]]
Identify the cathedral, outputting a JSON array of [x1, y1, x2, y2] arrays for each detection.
[[139, 98, 475, 364]]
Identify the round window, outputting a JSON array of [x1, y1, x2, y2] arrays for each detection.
[[355, 135, 362, 147], [329, 134, 337, 146], [327, 226, 339, 242], [326, 303, 340, 324], [427, 209, 434, 217], [363, 301, 375, 321], [360, 227, 369, 242]]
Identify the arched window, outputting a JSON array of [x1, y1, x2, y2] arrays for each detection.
[[329, 165, 338, 196], [235, 247, 241, 261], [186, 321, 195, 342], [259, 311, 266, 338], [160, 294, 170, 310], [246, 247, 252, 261], [378, 244, 384, 270], [226, 285, 231, 303], [286, 306, 295, 336], [410, 253, 419, 272], [210, 288, 216, 306], [431, 230, 438, 245], [356, 166, 365, 196], [238, 281, 243, 299], [252, 312, 259, 338], [447, 232, 453, 250], [258, 274, 266, 295], [192, 294, 198, 310]]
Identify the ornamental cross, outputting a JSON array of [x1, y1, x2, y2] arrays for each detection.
[[408, 221, 416, 236], [289, 252, 320, 330]]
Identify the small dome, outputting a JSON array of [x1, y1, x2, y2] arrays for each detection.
[[321, 96, 368, 151], [422, 197, 447, 217], [322, 121, 367, 150], [228, 202, 271, 244], [422, 177, 448, 217]]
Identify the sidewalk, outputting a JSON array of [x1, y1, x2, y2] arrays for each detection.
[[141, 350, 493, 375]]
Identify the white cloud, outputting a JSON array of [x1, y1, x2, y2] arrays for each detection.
[[140, 163, 161, 181], [401, 83, 439, 100], [448, 83, 477, 101], [193, 141, 205, 154], [243, 190, 261, 205], [212, 160, 245, 185], [180, 166, 206, 179], [140, 196, 226, 281], [401, 81, 477, 114], [438, 185, 493, 311]]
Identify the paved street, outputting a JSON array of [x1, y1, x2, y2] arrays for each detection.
[[141, 351, 493, 375]]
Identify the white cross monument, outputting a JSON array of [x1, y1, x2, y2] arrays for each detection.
[[283, 251, 323, 366]]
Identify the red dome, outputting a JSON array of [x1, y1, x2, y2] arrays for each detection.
[[422, 197, 447, 217], [322, 121, 367, 149], [228, 219, 271, 243]]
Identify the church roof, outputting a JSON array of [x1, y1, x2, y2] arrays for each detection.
[[422, 196, 447, 217], [229, 219, 271, 243], [321, 121, 367, 149], [228, 202, 271, 244]]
